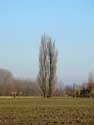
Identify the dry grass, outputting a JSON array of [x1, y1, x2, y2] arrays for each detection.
[[0, 97, 93, 125]]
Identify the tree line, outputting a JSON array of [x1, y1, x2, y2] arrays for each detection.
[[0, 34, 94, 97]]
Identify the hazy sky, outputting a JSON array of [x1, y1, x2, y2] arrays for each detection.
[[0, 0, 94, 85]]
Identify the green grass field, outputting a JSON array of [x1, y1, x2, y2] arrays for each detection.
[[0, 97, 93, 125]]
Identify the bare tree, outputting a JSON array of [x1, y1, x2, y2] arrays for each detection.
[[47, 38, 57, 97], [38, 35, 49, 97], [88, 72, 94, 97], [38, 34, 57, 97], [0, 69, 13, 96]]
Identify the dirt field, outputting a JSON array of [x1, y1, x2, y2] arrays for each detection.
[[0, 97, 93, 125]]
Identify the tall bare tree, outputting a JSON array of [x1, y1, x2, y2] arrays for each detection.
[[38, 35, 48, 97], [47, 39, 57, 97], [38, 34, 57, 97], [88, 72, 94, 97]]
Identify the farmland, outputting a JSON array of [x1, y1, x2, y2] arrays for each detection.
[[0, 97, 93, 125]]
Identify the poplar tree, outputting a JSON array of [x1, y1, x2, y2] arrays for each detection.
[[38, 34, 57, 97]]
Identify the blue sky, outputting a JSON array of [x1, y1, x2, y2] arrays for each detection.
[[0, 0, 94, 85]]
